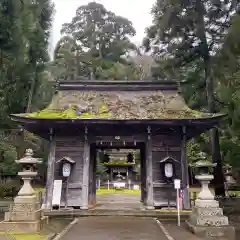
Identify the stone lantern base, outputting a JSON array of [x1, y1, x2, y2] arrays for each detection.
[[186, 199, 235, 239], [0, 193, 48, 233]]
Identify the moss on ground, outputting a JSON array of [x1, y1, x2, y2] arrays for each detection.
[[0, 233, 47, 240]]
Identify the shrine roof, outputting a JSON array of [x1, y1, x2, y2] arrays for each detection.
[[11, 80, 225, 122]]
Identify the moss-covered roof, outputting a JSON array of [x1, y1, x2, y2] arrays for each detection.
[[13, 90, 222, 120]]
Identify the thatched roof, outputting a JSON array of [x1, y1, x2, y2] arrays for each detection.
[[13, 88, 221, 120]]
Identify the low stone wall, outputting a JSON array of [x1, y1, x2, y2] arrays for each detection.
[[218, 198, 240, 236], [219, 198, 240, 213]]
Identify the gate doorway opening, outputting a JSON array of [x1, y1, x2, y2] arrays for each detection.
[[88, 141, 147, 209]]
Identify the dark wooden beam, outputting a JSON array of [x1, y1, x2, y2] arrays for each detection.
[[11, 114, 225, 127], [81, 126, 90, 210], [58, 80, 179, 91], [181, 126, 190, 209], [146, 126, 154, 209], [45, 132, 56, 209]]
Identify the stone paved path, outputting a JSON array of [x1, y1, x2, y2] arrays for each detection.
[[159, 221, 203, 240], [96, 193, 142, 210], [61, 217, 168, 240]]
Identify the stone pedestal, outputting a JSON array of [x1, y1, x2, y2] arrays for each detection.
[[0, 194, 48, 233], [186, 175, 235, 239]]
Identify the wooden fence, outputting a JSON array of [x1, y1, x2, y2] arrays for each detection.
[[0, 176, 17, 184]]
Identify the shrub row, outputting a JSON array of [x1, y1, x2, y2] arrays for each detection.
[[0, 180, 21, 199]]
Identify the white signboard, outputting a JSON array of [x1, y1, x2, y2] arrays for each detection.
[[113, 182, 126, 188], [133, 185, 140, 190], [174, 179, 181, 189], [52, 180, 62, 207], [174, 179, 181, 226]]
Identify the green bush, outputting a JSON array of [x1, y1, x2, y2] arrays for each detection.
[[0, 180, 21, 199]]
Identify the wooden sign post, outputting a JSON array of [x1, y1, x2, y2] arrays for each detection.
[[174, 179, 181, 226]]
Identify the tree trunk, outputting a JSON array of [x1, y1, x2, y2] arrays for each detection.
[[26, 71, 36, 113], [211, 128, 225, 196], [197, 0, 225, 196]]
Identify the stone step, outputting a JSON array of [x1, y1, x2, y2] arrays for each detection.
[[186, 221, 235, 240], [192, 206, 223, 216], [43, 209, 190, 220], [189, 213, 229, 226], [0, 217, 48, 233]]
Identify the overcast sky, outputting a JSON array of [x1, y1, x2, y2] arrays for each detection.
[[50, 0, 155, 52]]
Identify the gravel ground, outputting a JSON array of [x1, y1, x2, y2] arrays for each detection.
[[228, 215, 240, 240]]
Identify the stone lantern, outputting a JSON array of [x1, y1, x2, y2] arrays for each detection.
[[224, 164, 236, 196], [0, 149, 47, 233], [186, 152, 235, 239], [192, 152, 216, 200], [15, 148, 42, 198], [224, 164, 236, 184]]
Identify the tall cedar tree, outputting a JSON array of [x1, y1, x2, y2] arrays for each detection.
[[144, 0, 240, 195], [0, 0, 54, 170], [60, 2, 136, 79]]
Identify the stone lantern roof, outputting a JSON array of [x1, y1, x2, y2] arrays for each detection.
[[15, 149, 42, 164]]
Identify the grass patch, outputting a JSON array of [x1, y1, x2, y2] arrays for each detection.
[[227, 191, 240, 196], [103, 162, 135, 166], [34, 188, 45, 194], [96, 188, 140, 195], [154, 209, 191, 213], [0, 233, 47, 240]]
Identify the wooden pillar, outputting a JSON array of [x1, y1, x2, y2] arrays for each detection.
[[181, 126, 190, 209], [110, 168, 112, 182], [146, 126, 154, 209], [140, 145, 144, 202], [88, 144, 94, 207], [81, 126, 90, 210], [92, 144, 97, 205], [140, 143, 146, 204], [45, 129, 56, 209]]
